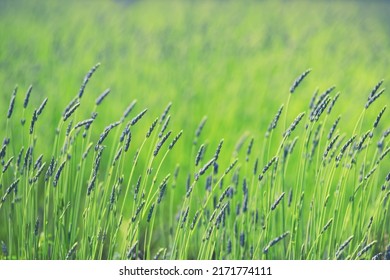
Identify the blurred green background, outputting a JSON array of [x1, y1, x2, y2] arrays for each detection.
[[1, 0, 389, 179]]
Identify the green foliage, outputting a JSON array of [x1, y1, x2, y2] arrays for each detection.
[[0, 0, 389, 260]]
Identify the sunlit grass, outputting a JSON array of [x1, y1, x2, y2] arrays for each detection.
[[0, 0, 389, 260]]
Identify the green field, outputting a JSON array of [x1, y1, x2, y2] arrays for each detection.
[[0, 0, 389, 260]]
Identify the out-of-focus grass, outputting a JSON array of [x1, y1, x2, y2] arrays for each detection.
[[1, 1, 389, 136]]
